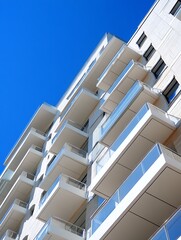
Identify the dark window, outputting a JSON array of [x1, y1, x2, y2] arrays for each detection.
[[152, 58, 166, 79], [29, 204, 35, 216], [143, 44, 155, 61], [163, 77, 181, 104], [170, 0, 181, 16], [136, 32, 147, 48], [22, 236, 28, 240], [46, 155, 56, 171]]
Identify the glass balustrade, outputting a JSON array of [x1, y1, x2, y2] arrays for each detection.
[[150, 207, 181, 240], [96, 104, 149, 174], [92, 144, 161, 234]]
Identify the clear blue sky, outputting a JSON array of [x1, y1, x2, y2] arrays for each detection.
[[0, 0, 155, 173]]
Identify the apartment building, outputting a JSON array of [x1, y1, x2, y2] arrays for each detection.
[[0, 0, 181, 239]]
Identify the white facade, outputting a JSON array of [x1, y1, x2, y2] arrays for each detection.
[[1, 0, 181, 239]]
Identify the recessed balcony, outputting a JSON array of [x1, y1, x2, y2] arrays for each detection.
[[100, 81, 158, 146], [90, 144, 181, 240], [100, 60, 153, 114], [5, 128, 46, 172], [40, 143, 88, 191], [35, 217, 85, 240], [0, 230, 18, 240], [38, 175, 87, 221], [0, 199, 27, 235], [150, 206, 181, 240], [97, 45, 141, 91], [49, 120, 88, 154], [89, 103, 179, 198], [0, 172, 34, 220], [58, 88, 99, 128], [0, 146, 42, 204]]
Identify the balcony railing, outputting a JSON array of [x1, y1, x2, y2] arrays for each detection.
[[1, 230, 18, 240], [39, 175, 86, 208], [52, 120, 87, 145], [91, 144, 162, 234], [59, 88, 98, 123], [101, 80, 144, 138], [150, 207, 181, 240], [35, 217, 85, 240], [98, 44, 127, 82], [96, 103, 149, 174], [0, 199, 27, 225], [106, 59, 146, 94], [46, 143, 87, 177]]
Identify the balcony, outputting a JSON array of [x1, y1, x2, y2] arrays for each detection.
[[100, 60, 152, 114], [4, 103, 57, 167], [35, 217, 85, 240], [150, 207, 181, 240], [0, 230, 18, 240], [97, 45, 141, 91], [58, 88, 99, 128], [0, 146, 42, 204], [40, 143, 88, 191], [90, 144, 181, 240], [38, 175, 87, 221], [0, 172, 34, 219], [89, 103, 179, 198], [0, 199, 27, 235], [4, 128, 46, 172], [100, 81, 158, 146], [49, 120, 88, 154]]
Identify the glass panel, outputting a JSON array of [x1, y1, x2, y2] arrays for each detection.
[[151, 227, 167, 240], [92, 144, 161, 234], [101, 81, 142, 137], [166, 208, 181, 239], [96, 104, 149, 173], [40, 176, 61, 207], [34, 222, 49, 240]]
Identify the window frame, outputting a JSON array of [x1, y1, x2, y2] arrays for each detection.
[[170, 0, 181, 16], [143, 44, 155, 61], [163, 77, 181, 104], [151, 58, 166, 79], [136, 32, 147, 48]]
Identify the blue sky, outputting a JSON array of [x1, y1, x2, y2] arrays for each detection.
[[0, 0, 155, 173]]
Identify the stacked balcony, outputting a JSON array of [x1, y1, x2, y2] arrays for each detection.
[[0, 145, 42, 204], [100, 60, 153, 114], [35, 217, 85, 240], [0, 200, 27, 235], [63, 34, 124, 98], [99, 80, 158, 146], [37, 174, 87, 221], [89, 103, 179, 198], [97, 45, 141, 91], [49, 120, 88, 154], [4, 128, 45, 173], [40, 143, 88, 190], [89, 144, 181, 240], [0, 172, 34, 221]]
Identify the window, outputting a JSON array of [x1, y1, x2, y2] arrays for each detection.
[[29, 204, 35, 216], [163, 77, 181, 104], [143, 44, 155, 61], [136, 32, 147, 48], [152, 58, 166, 79], [170, 0, 181, 16]]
